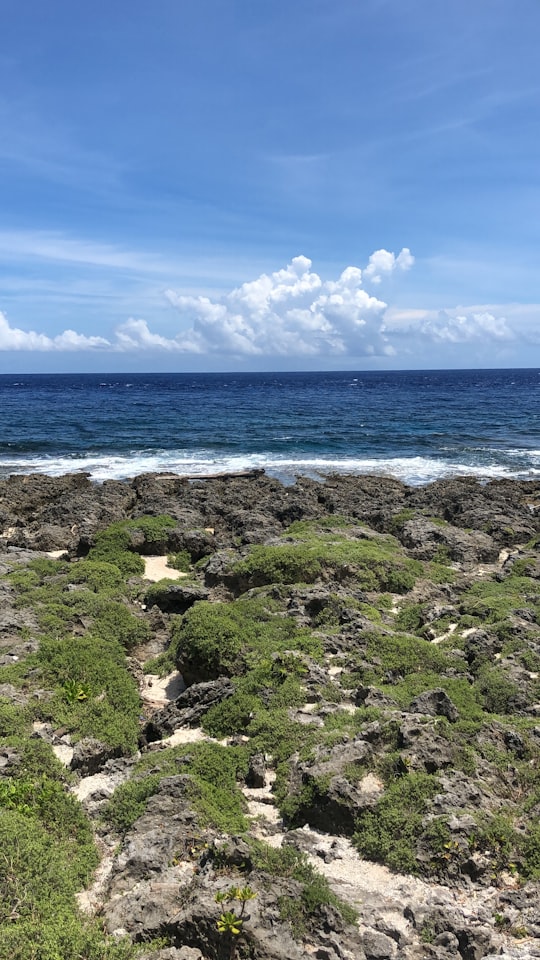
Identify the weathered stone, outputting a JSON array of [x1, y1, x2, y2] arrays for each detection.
[[70, 738, 123, 776], [246, 752, 266, 788], [362, 929, 398, 959], [410, 689, 459, 722], [140, 677, 235, 744]]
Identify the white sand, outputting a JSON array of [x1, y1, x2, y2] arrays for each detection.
[[140, 670, 186, 706], [143, 555, 189, 582]]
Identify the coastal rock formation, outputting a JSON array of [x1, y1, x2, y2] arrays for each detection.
[[2, 471, 540, 959]]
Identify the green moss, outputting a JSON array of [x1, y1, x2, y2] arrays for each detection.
[[426, 561, 457, 584], [287, 516, 351, 535], [388, 509, 416, 534]]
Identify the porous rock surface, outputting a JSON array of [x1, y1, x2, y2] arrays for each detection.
[[2, 470, 540, 960]]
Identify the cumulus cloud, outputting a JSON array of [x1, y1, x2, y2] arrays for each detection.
[[364, 247, 414, 284], [0, 311, 110, 351], [3, 249, 518, 360], [164, 250, 413, 357], [384, 307, 514, 343]]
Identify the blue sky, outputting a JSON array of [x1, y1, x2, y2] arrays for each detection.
[[1, 0, 539, 372]]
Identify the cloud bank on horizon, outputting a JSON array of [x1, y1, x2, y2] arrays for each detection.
[[0, 247, 521, 362]]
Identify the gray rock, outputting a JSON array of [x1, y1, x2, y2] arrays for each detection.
[[410, 689, 459, 722], [144, 582, 210, 614], [246, 752, 266, 788], [70, 738, 123, 776], [140, 677, 235, 744], [400, 517, 498, 565], [362, 929, 398, 959], [138, 950, 205, 960]]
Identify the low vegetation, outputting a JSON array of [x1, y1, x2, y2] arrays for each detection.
[[2, 498, 540, 956]]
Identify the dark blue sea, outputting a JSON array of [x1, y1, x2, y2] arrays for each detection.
[[0, 369, 539, 485]]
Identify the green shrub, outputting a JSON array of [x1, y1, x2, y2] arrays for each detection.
[[105, 741, 248, 834], [167, 549, 191, 572], [477, 666, 522, 714], [0, 697, 28, 737], [395, 603, 425, 633], [1, 737, 69, 782], [459, 576, 539, 624], [66, 559, 126, 594], [522, 822, 540, 878], [36, 636, 140, 751], [172, 597, 321, 681], [231, 531, 421, 593], [88, 515, 177, 576], [353, 772, 439, 873], [0, 809, 133, 960], [379, 673, 483, 721], [364, 632, 451, 680]]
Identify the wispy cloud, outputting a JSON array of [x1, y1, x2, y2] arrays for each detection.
[[0, 230, 274, 292], [0, 97, 125, 193], [0, 230, 177, 275]]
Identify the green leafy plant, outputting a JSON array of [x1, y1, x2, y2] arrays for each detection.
[[215, 885, 257, 958], [62, 679, 91, 703]]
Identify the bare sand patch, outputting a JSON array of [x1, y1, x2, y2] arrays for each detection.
[[140, 670, 185, 706], [143, 555, 189, 582]]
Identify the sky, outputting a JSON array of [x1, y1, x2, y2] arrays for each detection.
[[0, 0, 539, 373]]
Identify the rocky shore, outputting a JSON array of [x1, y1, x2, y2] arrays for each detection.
[[2, 470, 540, 960]]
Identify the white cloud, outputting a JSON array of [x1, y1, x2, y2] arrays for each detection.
[[0, 311, 110, 351], [0, 250, 412, 357], [1, 250, 530, 362], [364, 247, 415, 284], [384, 306, 514, 343], [164, 251, 412, 357]]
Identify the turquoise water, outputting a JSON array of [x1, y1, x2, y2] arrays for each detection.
[[0, 369, 539, 484]]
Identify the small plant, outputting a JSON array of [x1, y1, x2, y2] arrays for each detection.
[[215, 886, 257, 958], [62, 679, 91, 703]]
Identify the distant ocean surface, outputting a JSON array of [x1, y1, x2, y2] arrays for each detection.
[[0, 369, 539, 486]]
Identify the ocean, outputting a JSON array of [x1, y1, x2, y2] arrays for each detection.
[[0, 368, 539, 485]]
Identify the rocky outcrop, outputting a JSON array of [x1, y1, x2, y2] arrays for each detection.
[[140, 678, 235, 744], [3, 471, 540, 960]]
